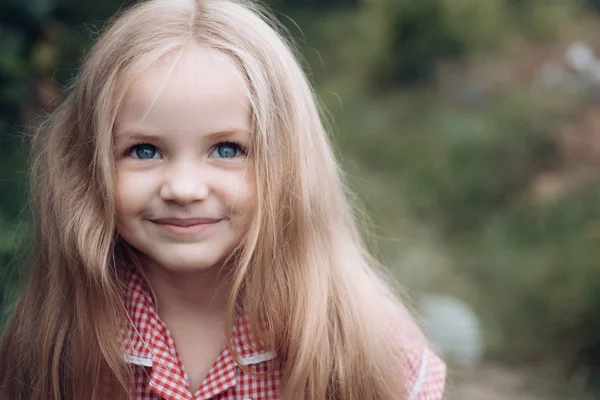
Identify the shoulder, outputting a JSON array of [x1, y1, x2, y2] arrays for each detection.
[[386, 302, 447, 400], [397, 343, 446, 400]]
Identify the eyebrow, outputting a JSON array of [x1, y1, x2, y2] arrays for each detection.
[[203, 129, 251, 141], [113, 131, 161, 142]]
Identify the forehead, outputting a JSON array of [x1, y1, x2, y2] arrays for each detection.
[[116, 46, 251, 135]]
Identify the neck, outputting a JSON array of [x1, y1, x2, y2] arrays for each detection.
[[141, 260, 232, 321]]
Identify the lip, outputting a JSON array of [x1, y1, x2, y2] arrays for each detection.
[[152, 217, 222, 226], [150, 217, 222, 236]]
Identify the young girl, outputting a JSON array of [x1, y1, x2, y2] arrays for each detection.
[[0, 0, 446, 399]]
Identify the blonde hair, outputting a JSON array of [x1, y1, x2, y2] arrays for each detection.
[[0, 1, 413, 398]]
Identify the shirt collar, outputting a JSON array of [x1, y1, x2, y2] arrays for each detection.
[[120, 268, 275, 368]]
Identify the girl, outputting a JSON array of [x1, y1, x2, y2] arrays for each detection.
[[0, 0, 446, 399]]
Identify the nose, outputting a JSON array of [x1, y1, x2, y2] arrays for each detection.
[[159, 159, 209, 205]]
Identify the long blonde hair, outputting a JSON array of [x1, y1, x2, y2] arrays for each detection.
[[0, 1, 412, 398]]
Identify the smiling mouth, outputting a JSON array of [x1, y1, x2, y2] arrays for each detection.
[[150, 218, 222, 235], [152, 217, 222, 226]]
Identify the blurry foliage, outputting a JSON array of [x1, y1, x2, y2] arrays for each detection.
[[266, 0, 357, 10], [366, 0, 466, 85], [588, 0, 600, 13], [1, 0, 600, 393], [464, 186, 600, 358], [357, 0, 583, 87]]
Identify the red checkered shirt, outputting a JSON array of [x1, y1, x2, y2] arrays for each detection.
[[121, 270, 446, 399]]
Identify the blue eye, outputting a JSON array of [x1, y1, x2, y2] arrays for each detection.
[[129, 144, 161, 159], [212, 142, 244, 158]]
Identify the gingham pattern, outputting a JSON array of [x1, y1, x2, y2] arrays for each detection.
[[388, 305, 447, 400], [122, 270, 445, 399]]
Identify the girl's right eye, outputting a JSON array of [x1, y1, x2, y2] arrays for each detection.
[[128, 144, 162, 159]]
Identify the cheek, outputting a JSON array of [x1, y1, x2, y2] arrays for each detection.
[[241, 169, 256, 212], [224, 170, 256, 219], [115, 169, 155, 216]]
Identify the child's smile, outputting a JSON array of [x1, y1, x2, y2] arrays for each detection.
[[150, 216, 223, 237], [113, 47, 254, 273]]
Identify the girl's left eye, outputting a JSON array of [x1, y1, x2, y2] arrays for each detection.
[[211, 142, 245, 159], [128, 143, 162, 159]]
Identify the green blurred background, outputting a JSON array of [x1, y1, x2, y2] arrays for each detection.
[[2, 0, 600, 398]]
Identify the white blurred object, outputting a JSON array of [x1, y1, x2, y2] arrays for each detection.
[[566, 41, 596, 73], [565, 41, 600, 86], [418, 295, 484, 365]]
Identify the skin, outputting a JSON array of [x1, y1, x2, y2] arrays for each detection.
[[113, 45, 254, 394]]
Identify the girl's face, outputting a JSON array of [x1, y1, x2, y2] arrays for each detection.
[[114, 47, 254, 274]]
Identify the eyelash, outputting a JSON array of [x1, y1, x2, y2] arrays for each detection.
[[124, 141, 248, 158]]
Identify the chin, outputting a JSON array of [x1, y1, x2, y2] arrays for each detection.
[[154, 257, 222, 273]]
